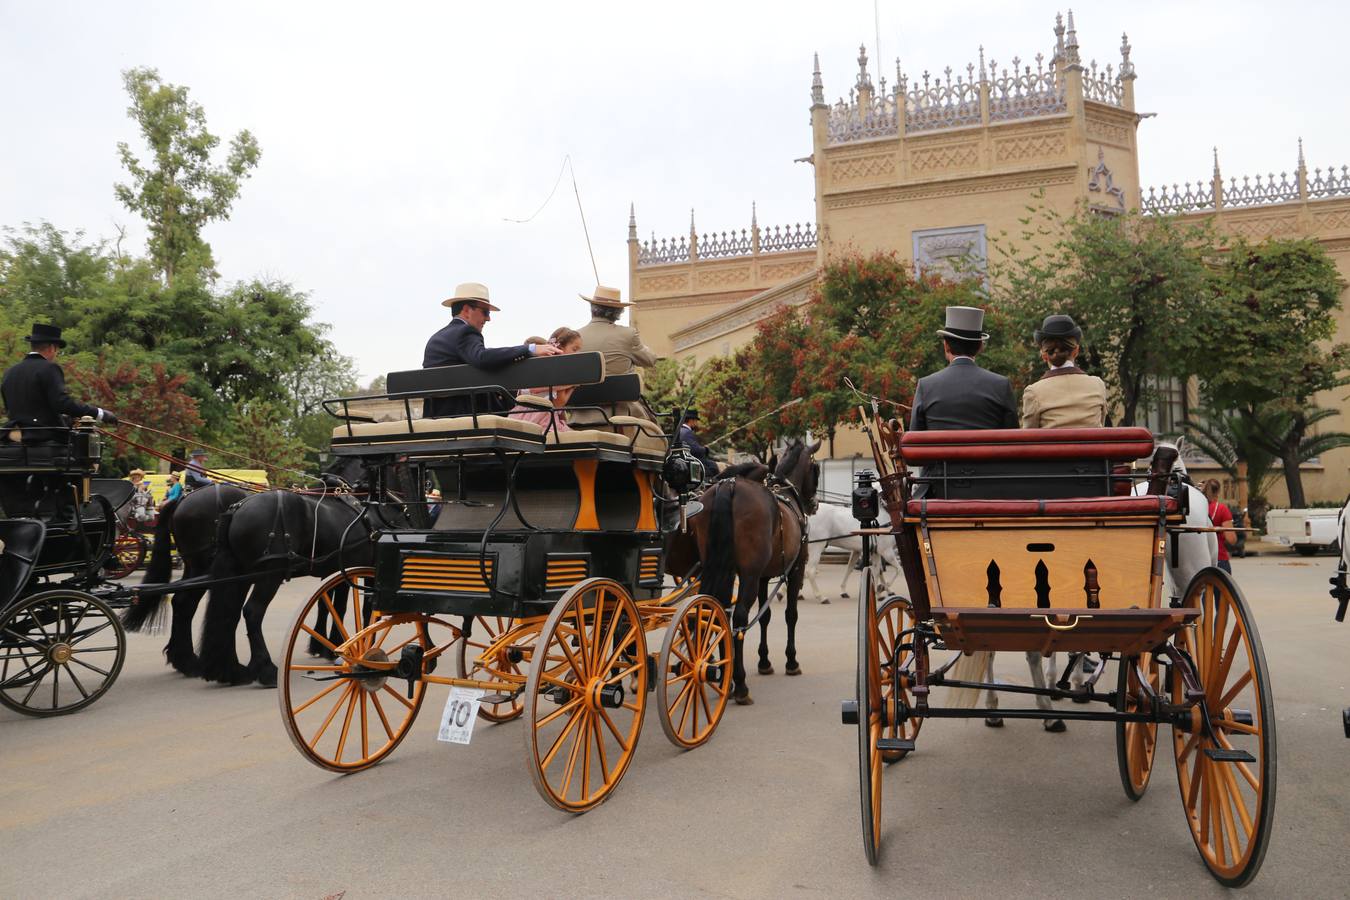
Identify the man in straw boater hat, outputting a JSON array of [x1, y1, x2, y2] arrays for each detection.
[[422, 282, 560, 418], [0, 323, 119, 517], [573, 285, 657, 423], [908, 306, 1017, 432]]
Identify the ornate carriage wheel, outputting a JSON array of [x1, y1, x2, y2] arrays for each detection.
[[524, 578, 648, 813], [279, 569, 447, 773], [0, 589, 126, 717], [657, 593, 732, 749], [108, 533, 146, 580], [856, 568, 884, 865], [1171, 569, 1276, 888], [876, 595, 921, 763], [454, 616, 532, 723], [1115, 652, 1160, 800]]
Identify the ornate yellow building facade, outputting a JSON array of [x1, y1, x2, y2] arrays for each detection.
[[627, 12, 1350, 502]]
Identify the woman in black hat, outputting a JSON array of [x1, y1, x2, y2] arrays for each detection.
[[1019, 314, 1106, 429]]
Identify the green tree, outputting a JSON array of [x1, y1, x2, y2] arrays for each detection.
[[991, 204, 1216, 425], [115, 67, 260, 286], [1197, 238, 1349, 507]]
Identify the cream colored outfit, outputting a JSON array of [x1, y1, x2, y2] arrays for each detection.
[[1020, 366, 1107, 429]]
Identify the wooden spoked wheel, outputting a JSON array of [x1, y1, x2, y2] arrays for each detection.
[[875, 595, 921, 763], [454, 616, 532, 723], [108, 533, 146, 580], [657, 593, 732, 749], [856, 568, 884, 865], [279, 569, 445, 773], [0, 589, 126, 717], [1115, 652, 1160, 800], [524, 578, 648, 813], [1171, 568, 1276, 888]]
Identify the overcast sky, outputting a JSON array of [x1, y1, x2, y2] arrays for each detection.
[[2, 0, 1344, 383]]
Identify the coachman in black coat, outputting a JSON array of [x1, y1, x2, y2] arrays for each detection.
[[1, 324, 117, 442]]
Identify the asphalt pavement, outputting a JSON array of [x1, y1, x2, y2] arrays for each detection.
[[1, 555, 1347, 899]]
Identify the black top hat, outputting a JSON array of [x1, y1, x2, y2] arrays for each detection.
[[681, 409, 701, 422], [25, 323, 66, 348], [1034, 314, 1083, 343]]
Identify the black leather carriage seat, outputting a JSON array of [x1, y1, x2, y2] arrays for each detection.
[[899, 427, 1155, 501]]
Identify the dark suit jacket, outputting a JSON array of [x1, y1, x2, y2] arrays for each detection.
[[908, 358, 1018, 432], [1, 353, 99, 442], [420, 318, 531, 417]]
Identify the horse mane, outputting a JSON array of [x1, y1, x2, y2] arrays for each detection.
[[717, 462, 769, 482]]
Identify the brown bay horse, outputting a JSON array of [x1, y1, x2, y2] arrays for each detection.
[[689, 439, 819, 704]]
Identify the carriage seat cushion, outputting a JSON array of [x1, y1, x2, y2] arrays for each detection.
[[609, 416, 669, 458], [545, 429, 632, 449], [333, 415, 545, 442], [905, 494, 1178, 518], [899, 427, 1155, 464]]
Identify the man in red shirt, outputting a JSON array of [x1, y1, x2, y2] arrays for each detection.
[[1202, 479, 1238, 573]]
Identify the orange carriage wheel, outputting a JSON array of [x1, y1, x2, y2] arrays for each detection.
[[1115, 651, 1160, 800], [855, 568, 884, 865], [1171, 569, 1276, 888], [279, 568, 449, 773], [875, 595, 921, 763], [657, 593, 733, 749], [454, 616, 533, 723], [524, 578, 648, 813], [109, 533, 146, 579]]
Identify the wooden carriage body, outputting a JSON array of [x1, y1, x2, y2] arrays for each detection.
[[324, 352, 671, 619], [890, 427, 1194, 656]]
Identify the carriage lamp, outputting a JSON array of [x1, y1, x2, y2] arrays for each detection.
[[852, 469, 880, 524], [662, 447, 704, 495]]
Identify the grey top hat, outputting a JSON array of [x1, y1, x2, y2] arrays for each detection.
[[1034, 314, 1083, 343], [936, 306, 989, 342]]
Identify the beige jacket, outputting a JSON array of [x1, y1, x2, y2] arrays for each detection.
[[576, 317, 657, 376], [1021, 367, 1107, 429]]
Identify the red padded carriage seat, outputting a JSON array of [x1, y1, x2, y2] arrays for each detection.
[[905, 494, 1177, 518], [898, 427, 1155, 501], [899, 427, 1155, 463]]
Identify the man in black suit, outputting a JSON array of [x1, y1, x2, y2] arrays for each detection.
[[908, 306, 1017, 432], [421, 282, 559, 417], [1, 323, 119, 517]]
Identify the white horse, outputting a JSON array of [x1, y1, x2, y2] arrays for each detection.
[[804, 502, 900, 603]]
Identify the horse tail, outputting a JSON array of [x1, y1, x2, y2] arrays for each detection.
[[699, 480, 737, 605], [122, 498, 179, 632], [197, 506, 249, 683]]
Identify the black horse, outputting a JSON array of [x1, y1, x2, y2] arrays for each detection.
[[195, 460, 421, 687], [123, 483, 251, 676], [690, 438, 819, 704], [122, 457, 372, 680]]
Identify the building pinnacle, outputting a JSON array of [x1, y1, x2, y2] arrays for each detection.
[[1064, 9, 1081, 66], [628, 203, 637, 241], [856, 44, 873, 90], [811, 52, 825, 105], [1119, 32, 1135, 78]]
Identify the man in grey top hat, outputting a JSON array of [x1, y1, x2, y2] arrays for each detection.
[[909, 306, 1017, 432]]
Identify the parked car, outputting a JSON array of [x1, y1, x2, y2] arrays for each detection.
[[1265, 507, 1341, 556]]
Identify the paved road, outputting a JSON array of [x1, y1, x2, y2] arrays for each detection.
[[2, 556, 1347, 899]]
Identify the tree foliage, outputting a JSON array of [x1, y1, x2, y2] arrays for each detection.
[[115, 67, 261, 285], [991, 203, 1217, 425]]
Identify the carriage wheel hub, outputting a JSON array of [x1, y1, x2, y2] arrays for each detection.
[[587, 679, 624, 710], [354, 647, 389, 693], [48, 643, 73, 665]]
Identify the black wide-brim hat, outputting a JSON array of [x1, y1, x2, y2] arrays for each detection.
[[1034, 314, 1083, 343], [25, 323, 66, 348]]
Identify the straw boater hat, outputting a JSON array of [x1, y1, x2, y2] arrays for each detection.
[[442, 282, 501, 311], [936, 306, 990, 341], [579, 285, 631, 308]]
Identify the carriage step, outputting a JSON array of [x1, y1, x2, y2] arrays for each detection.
[[841, 700, 859, 725], [1203, 748, 1256, 763], [480, 693, 515, 705], [876, 738, 915, 753]]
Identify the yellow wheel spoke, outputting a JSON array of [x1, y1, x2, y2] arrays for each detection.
[[292, 678, 346, 716], [539, 704, 586, 771]]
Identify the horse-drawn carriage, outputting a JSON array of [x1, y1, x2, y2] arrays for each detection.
[[844, 416, 1276, 887], [0, 420, 131, 716], [277, 351, 737, 811]]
